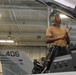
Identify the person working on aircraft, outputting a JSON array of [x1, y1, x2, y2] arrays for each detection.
[[46, 13, 71, 55], [42, 13, 71, 73]]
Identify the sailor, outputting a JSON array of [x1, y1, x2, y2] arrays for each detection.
[[42, 13, 71, 73]]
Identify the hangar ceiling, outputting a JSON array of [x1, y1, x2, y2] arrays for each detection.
[[0, 0, 76, 46]]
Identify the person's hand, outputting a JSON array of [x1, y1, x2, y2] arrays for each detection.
[[58, 35, 66, 39], [66, 26, 72, 32]]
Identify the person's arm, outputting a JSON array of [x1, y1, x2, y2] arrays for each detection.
[[46, 35, 66, 43], [65, 32, 70, 45], [46, 36, 59, 43]]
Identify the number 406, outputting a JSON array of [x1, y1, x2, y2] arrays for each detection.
[[6, 51, 20, 57]]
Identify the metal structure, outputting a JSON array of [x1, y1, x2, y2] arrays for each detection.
[[36, 0, 76, 19], [1, 49, 76, 75], [32, 47, 76, 74], [0, 0, 76, 46], [0, 50, 34, 75]]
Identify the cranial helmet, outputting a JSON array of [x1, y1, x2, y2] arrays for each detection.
[[49, 11, 60, 24]]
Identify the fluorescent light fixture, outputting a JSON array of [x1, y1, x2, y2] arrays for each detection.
[[0, 40, 14, 43], [0, 14, 1, 17], [15, 42, 18, 45], [60, 14, 68, 18], [54, 0, 75, 9]]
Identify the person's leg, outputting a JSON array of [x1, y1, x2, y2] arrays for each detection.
[[56, 47, 69, 57]]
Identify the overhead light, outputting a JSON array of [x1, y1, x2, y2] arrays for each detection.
[[0, 14, 1, 17], [8, 31, 11, 39], [60, 14, 68, 18], [8, 36, 11, 39], [0, 40, 14, 43], [15, 42, 18, 45]]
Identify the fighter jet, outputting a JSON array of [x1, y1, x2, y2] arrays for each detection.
[[1, 0, 76, 75]]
